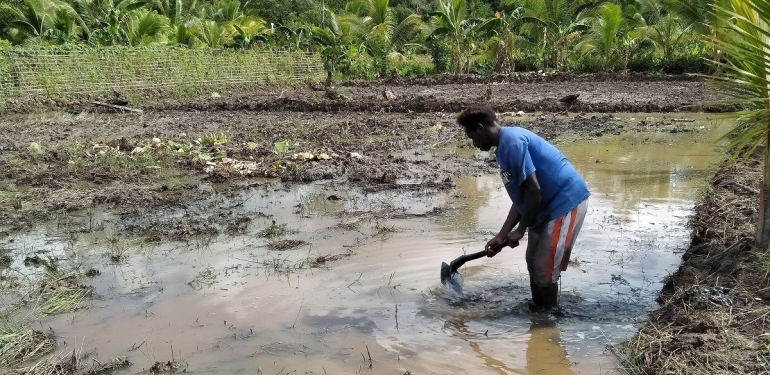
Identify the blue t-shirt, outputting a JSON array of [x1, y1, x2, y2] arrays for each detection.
[[495, 127, 590, 228]]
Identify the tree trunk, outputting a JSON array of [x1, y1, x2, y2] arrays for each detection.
[[326, 69, 332, 87], [758, 104, 770, 250]]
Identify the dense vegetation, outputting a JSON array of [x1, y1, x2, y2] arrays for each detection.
[[0, 0, 719, 79]]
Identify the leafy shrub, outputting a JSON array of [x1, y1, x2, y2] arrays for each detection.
[[627, 51, 657, 72], [659, 45, 711, 74], [470, 57, 494, 75], [514, 54, 539, 72], [345, 51, 377, 80], [391, 54, 434, 77], [426, 36, 451, 73]]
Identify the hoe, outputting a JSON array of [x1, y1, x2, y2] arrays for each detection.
[[440, 241, 518, 295]]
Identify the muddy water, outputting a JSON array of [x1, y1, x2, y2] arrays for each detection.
[[4, 117, 727, 374]]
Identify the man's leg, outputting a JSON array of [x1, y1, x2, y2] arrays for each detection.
[[525, 199, 588, 309]]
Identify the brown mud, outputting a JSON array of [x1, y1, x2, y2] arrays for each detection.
[[0, 75, 756, 373], [621, 151, 770, 374], [2, 73, 732, 115], [0, 103, 702, 234]]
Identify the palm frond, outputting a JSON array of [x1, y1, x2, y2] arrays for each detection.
[[706, 0, 770, 162]]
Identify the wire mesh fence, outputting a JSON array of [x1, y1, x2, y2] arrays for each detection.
[[0, 48, 325, 100]]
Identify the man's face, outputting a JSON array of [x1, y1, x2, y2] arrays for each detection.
[[464, 124, 493, 151]]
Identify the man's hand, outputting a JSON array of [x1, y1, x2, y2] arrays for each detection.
[[485, 233, 521, 257]]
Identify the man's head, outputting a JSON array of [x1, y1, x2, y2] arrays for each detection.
[[457, 105, 500, 151]]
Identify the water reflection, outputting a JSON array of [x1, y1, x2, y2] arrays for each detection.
[[526, 318, 575, 375], [442, 316, 576, 375]]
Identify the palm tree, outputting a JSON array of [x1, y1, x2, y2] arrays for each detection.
[[344, 0, 423, 76], [708, 0, 770, 248], [150, 0, 199, 27], [475, 8, 528, 73], [194, 19, 227, 47], [70, 0, 147, 45], [521, 0, 596, 71], [124, 8, 169, 45], [574, 2, 626, 71], [311, 8, 362, 85], [48, 7, 88, 43], [0, 0, 86, 44]]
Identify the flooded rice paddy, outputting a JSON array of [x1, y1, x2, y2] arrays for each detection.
[[3, 115, 728, 374]]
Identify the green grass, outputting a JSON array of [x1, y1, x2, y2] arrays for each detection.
[[1, 48, 324, 102], [187, 267, 217, 290], [37, 271, 92, 317], [260, 220, 288, 238]]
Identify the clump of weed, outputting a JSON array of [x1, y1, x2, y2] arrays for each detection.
[[268, 239, 308, 251], [187, 267, 217, 290], [22, 347, 81, 375], [150, 360, 180, 373], [106, 245, 129, 264], [260, 220, 288, 238], [37, 271, 93, 316], [83, 357, 131, 375], [304, 253, 351, 268], [0, 325, 55, 368], [0, 248, 11, 269]]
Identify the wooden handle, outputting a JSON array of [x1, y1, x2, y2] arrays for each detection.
[[448, 242, 514, 274]]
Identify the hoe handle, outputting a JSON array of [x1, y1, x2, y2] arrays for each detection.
[[449, 242, 518, 274]]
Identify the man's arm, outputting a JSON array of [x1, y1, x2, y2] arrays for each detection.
[[512, 172, 542, 237], [498, 204, 521, 238], [486, 204, 522, 256]]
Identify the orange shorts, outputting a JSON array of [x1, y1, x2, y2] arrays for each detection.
[[525, 199, 588, 287]]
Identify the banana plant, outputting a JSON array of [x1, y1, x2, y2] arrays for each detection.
[[475, 8, 529, 73], [429, 0, 477, 74]]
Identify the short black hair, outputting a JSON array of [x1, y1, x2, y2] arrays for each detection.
[[457, 105, 497, 129]]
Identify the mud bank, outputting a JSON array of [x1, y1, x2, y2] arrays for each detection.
[[620, 151, 770, 374], [1, 74, 732, 115]]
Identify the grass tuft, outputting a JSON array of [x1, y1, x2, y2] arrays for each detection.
[[0, 325, 55, 368]]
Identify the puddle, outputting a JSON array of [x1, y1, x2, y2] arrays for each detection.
[[1, 115, 728, 374]]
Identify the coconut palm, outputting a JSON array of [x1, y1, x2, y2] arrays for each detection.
[[150, 0, 200, 26], [124, 8, 169, 45], [47, 7, 88, 43], [521, 0, 596, 71], [193, 19, 226, 47], [574, 2, 626, 71], [708, 0, 770, 248], [311, 8, 363, 85], [0, 0, 86, 43], [344, 0, 423, 76], [70, 0, 147, 45]]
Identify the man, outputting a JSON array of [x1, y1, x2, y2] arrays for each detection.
[[457, 105, 589, 310]]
